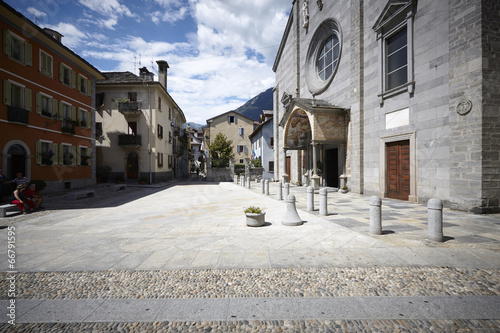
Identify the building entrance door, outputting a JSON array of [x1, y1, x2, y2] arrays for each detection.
[[286, 156, 291, 178], [386, 140, 410, 200], [325, 148, 339, 188], [126, 153, 139, 180], [7, 144, 26, 179]]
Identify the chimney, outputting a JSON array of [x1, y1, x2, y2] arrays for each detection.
[[139, 66, 154, 81], [43, 28, 63, 43], [156, 60, 169, 90]]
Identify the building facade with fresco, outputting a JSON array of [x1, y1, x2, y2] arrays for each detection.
[[273, 0, 499, 213]]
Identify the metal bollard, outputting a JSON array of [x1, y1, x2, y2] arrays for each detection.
[[282, 194, 302, 226], [261, 179, 265, 194], [247, 177, 251, 189], [427, 198, 443, 242], [265, 179, 269, 195], [283, 182, 290, 199], [319, 188, 328, 216], [369, 196, 382, 235], [307, 186, 314, 212], [277, 181, 283, 200]]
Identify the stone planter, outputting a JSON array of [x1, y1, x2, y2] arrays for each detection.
[[245, 212, 266, 227]]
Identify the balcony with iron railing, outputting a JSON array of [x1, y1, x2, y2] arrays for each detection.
[[118, 102, 142, 115], [8, 106, 29, 125], [118, 134, 142, 147]]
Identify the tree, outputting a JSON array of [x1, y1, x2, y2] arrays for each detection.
[[209, 133, 234, 168]]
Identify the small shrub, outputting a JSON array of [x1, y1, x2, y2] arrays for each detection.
[[244, 206, 263, 214]]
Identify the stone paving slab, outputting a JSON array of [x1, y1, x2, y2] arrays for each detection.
[[1, 179, 500, 330], [2, 295, 499, 324]]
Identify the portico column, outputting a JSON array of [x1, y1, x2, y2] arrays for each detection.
[[311, 142, 320, 190]]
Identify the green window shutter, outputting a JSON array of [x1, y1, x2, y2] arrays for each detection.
[[24, 42, 32, 66], [24, 88, 32, 111], [52, 98, 58, 117], [86, 111, 91, 129], [71, 106, 76, 121], [76, 74, 81, 92], [36, 141, 42, 165], [36, 92, 42, 114], [88, 148, 92, 166], [58, 144, 64, 165], [71, 70, 76, 89], [3, 80, 11, 106], [87, 79, 91, 96], [72, 146, 77, 166], [52, 143, 58, 165], [77, 146, 81, 165], [58, 101, 63, 119], [59, 63, 63, 82], [3, 29, 11, 57]]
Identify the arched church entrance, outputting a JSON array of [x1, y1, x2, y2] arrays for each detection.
[[279, 97, 347, 189]]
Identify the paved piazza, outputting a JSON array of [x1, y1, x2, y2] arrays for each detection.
[[1, 178, 499, 332]]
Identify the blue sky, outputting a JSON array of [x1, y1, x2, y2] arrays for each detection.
[[5, 0, 292, 124]]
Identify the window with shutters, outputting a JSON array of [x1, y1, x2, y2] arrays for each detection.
[[40, 50, 53, 77], [60, 63, 72, 86], [4, 30, 31, 65], [3, 80, 31, 112], [157, 153, 164, 168], [78, 146, 91, 166], [40, 94, 54, 117], [128, 92, 137, 102], [228, 115, 235, 123], [78, 74, 88, 94], [62, 144, 74, 166], [78, 108, 89, 128], [373, 0, 415, 101], [239, 127, 244, 136], [38, 141, 56, 166]]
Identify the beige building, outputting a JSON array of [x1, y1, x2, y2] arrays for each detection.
[[206, 111, 255, 165], [96, 61, 187, 183]]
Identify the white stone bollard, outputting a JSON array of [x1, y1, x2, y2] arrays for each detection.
[[283, 182, 290, 199], [265, 179, 270, 195], [427, 198, 443, 242], [234, 175, 238, 184], [369, 196, 382, 235], [261, 179, 265, 194], [277, 181, 283, 200], [307, 186, 314, 212], [282, 194, 302, 226], [240, 175, 245, 187], [319, 188, 328, 216], [247, 177, 251, 189]]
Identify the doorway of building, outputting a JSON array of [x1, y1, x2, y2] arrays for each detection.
[[126, 152, 139, 180], [7, 144, 27, 179], [325, 148, 339, 187], [386, 140, 410, 200], [286, 156, 291, 178]]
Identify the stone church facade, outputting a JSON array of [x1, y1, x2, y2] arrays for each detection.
[[273, 0, 499, 213]]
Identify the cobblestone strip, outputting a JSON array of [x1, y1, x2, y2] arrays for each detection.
[[2, 319, 500, 332], [1, 267, 499, 300]]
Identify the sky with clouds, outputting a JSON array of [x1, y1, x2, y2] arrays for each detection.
[[6, 0, 292, 124]]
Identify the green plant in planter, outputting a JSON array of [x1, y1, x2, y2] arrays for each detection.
[[244, 206, 263, 214]]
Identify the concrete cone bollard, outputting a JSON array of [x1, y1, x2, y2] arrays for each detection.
[[307, 186, 314, 212], [277, 181, 283, 200], [369, 196, 382, 235], [247, 177, 251, 189], [261, 179, 265, 194], [282, 194, 303, 226], [283, 182, 290, 199], [319, 188, 328, 216], [265, 179, 270, 195], [427, 198, 443, 242]]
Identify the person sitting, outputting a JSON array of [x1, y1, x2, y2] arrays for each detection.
[[25, 183, 44, 210], [11, 184, 34, 215], [12, 172, 29, 187]]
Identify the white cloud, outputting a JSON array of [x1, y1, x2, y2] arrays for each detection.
[[77, 0, 138, 29], [27, 7, 47, 19], [43, 22, 87, 48]]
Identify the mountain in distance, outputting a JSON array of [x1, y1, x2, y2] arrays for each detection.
[[234, 87, 273, 122], [183, 122, 205, 130]]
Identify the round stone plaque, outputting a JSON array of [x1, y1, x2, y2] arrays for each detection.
[[457, 100, 472, 115]]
